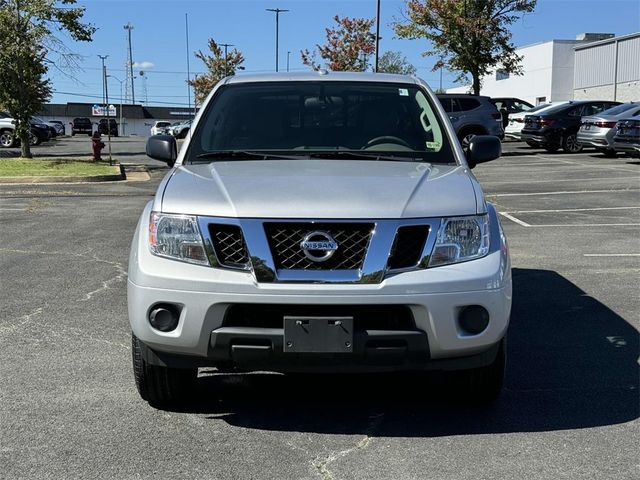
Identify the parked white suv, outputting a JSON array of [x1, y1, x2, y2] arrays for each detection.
[[150, 121, 171, 136], [130, 72, 511, 407]]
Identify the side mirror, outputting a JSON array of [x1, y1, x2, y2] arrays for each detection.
[[146, 135, 177, 167], [466, 135, 501, 169]]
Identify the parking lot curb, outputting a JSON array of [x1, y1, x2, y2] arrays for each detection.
[[0, 166, 125, 184]]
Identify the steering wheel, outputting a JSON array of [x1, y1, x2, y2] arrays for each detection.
[[364, 136, 412, 149]]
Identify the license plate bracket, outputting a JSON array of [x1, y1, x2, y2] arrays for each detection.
[[284, 316, 354, 353]]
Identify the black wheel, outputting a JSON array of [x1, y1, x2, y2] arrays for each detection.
[[525, 140, 537, 148], [458, 128, 484, 149], [131, 334, 197, 407], [29, 132, 41, 146], [454, 337, 506, 403], [0, 130, 15, 148], [562, 133, 583, 153]]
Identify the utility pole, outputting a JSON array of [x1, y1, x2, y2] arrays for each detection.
[[220, 43, 234, 77], [104, 63, 113, 165], [266, 8, 289, 72], [439, 55, 444, 92], [287, 51, 291, 72], [185, 13, 192, 119], [374, 0, 381, 72], [124, 23, 135, 104], [108, 75, 124, 136], [98, 55, 108, 141]]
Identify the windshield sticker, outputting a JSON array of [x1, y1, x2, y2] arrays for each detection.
[[426, 141, 441, 150], [398, 88, 409, 96]]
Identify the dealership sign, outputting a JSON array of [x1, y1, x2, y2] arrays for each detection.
[[92, 104, 117, 116]]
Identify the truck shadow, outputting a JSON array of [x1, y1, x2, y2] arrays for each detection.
[[181, 268, 639, 436]]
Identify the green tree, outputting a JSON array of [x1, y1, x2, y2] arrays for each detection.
[[378, 51, 417, 75], [394, 0, 536, 94], [188, 39, 245, 105], [0, 0, 94, 158], [301, 16, 376, 72]]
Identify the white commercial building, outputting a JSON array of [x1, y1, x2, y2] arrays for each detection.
[[447, 32, 639, 105], [573, 33, 640, 102]]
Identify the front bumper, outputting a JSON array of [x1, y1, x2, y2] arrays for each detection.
[[128, 204, 512, 372]]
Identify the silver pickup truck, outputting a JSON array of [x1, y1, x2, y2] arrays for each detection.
[[129, 72, 511, 407]]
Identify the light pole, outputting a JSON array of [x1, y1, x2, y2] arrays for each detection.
[[98, 54, 108, 115], [220, 43, 234, 77], [102, 62, 113, 165], [266, 8, 289, 72], [374, 0, 381, 72], [287, 51, 291, 72], [108, 74, 124, 136]]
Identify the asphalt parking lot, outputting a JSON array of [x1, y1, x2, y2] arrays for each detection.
[[1, 138, 638, 479]]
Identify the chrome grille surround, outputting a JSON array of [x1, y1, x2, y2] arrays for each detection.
[[197, 217, 442, 283]]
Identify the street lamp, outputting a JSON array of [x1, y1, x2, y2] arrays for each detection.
[[266, 8, 289, 72], [107, 74, 124, 136], [287, 51, 291, 72]]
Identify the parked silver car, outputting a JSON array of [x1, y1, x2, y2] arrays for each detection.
[[577, 102, 640, 156]]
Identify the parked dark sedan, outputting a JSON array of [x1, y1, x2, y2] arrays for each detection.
[[612, 115, 640, 157], [521, 100, 621, 153]]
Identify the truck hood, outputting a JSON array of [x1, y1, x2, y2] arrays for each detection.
[[160, 160, 479, 219]]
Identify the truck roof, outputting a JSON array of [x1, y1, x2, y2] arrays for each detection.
[[224, 71, 421, 85]]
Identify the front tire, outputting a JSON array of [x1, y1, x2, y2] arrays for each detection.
[[525, 140, 538, 148], [132, 334, 197, 407], [562, 133, 583, 153], [454, 337, 506, 403], [0, 130, 15, 148]]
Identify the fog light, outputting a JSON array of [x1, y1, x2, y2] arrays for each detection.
[[149, 304, 180, 332], [458, 305, 489, 335]]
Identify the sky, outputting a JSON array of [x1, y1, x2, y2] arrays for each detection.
[[48, 0, 640, 107]]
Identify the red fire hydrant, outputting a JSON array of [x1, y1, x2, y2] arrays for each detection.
[[91, 132, 105, 161]]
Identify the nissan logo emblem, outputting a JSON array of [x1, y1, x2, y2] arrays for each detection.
[[299, 231, 338, 262]]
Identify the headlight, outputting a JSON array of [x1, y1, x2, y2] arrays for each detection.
[[149, 212, 209, 265], [429, 215, 490, 267]]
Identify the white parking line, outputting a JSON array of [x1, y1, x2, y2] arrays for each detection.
[[492, 188, 640, 197], [584, 254, 640, 257], [541, 156, 640, 174], [498, 212, 531, 227], [483, 176, 638, 185], [532, 223, 640, 227], [504, 206, 640, 214]]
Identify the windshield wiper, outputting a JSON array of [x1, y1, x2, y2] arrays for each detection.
[[305, 150, 427, 162], [195, 150, 305, 161]]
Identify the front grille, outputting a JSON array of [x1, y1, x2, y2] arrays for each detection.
[[224, 304, 415, 330], [208, 224, 249, 268], [264, 222, 374, 270], [387, 225, 430, 270]]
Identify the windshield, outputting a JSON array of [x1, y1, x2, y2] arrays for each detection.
[[187, 81, 454, 164]]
